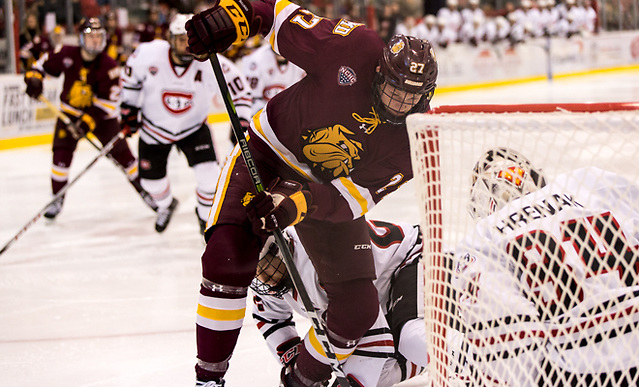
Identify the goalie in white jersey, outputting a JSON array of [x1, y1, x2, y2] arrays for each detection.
[[120, 14, 252, 234], [251, 220, 427, 386], [453, 148, 639, 386]]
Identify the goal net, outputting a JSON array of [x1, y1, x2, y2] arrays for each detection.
[[407, 103, 639, 387]]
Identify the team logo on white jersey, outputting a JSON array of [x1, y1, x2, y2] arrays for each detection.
[[162, 91, 193, 114], [263, 85, 287, 101]]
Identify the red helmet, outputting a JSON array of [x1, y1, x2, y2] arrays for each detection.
[[79, 18, 106, 56], [373, 35, 438, 125]]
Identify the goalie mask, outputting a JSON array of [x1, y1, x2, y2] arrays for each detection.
[[79, 18, 107, 56], [169, 14, 195, 64], [373, 35, 438, 125], [250, 234, 294, 299], [468, 148, 547, 219]]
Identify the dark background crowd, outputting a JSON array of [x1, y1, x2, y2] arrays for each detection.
[[5, 0, 639, 74]]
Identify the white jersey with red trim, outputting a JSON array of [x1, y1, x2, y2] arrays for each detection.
[[121, 39, 251, 145], [251, 220, 423, 386], [240, 43, 305, 115], [453, 167, 639, 386]]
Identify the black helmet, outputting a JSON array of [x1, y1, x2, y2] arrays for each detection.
[[79, 18, 106, 56], [249, 235, 293, 299], [373, 35, 438, 125]]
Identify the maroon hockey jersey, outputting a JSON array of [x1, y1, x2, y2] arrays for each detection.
[[34, 46, 120, 121], [250, 0, 416, 222]]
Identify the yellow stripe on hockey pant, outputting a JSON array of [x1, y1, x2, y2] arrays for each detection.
[[288, 191, 308, 226], [197, 304, 246, 321], [219, 0, 251, 44], [339, 177, 368, 216], [308, 327, 354, 362]]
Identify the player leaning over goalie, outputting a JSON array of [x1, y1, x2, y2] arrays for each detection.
[[120, 14, 252, 234], [184, 0, 437, 385], [453, 148, 639, 386]]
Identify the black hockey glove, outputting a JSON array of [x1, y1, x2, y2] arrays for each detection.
[[120, 103, 142, 136], [186, 0, 262, 55], [24, 70, 44, 100], [245, 178, 316, 233], [276, 337, 302, 368]]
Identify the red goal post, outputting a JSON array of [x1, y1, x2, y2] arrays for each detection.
[[407, 102, 639, 387]]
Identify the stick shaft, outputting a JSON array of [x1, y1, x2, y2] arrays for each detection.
[[0, 130, 127, 256], [38, 96, 158, 211]]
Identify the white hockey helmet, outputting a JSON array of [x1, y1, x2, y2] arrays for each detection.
[[468, 148, 547, 219], [250, 234, 293, 299], [169, 14, 195, 64], [169, 13, 193, 36]]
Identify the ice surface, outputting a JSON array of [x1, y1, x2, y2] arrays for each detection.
[[1, 70, 638, 386]]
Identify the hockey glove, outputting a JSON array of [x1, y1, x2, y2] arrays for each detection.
[[68, 114, 96, 140], [120, 103, 142, 136], [245, 178, 316, 233], [186, 0, 262, 55], [24, 70, 44, 99], [276, 337, 302, 368]]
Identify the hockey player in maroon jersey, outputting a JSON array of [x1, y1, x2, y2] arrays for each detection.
[[185, 0, 437, 385], [24, 18, 153, 219]]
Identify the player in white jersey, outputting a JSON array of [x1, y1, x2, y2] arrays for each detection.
[[120, 14, 252, 234], [453, 148, 639, 386], [251, 219, 426, 386], [241, 43, 306, 116]]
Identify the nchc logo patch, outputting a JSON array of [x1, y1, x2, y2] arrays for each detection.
[[338, 66, 357, 86]]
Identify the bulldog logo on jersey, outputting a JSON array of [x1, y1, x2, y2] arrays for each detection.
[[162, 91, 193, 114], [338, 66, 357, 86], [301, 124, 363, 179]]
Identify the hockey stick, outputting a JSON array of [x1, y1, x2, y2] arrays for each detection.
[[38, 96, 158, 212], [208, 53, 352, 387], [0, 129, 127, 256]]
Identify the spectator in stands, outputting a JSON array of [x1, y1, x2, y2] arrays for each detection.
[[437, 0, 463, 34], [521, 0, 544, 37], [132, 6, 167, 48], [103, 10, 126, 65], [461, 0, 485, 26], [19, 11, 52, 73], [507, 11, 527, 45], [492, 15, 511, 43], [423, 14, 440, 43], [49, 24, 65, 51], [395, 15, 429, 40], [377, 2, 401, 43], [584, 0, 597, 33], [435, 16, 459, 48], [539, 0, 560, 36], [459, 13, 486, 46]]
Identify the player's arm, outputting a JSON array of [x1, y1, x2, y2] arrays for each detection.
[[306, 158, 413, 223], [89, 61, 121, 120], [24, 47, 63, 100], [251, 293, 302, 367], [119, 45, 147, 135]]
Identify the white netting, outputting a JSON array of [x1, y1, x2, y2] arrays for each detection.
[[407, 103, 639, 387]]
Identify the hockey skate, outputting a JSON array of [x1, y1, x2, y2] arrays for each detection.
[[195, 208, 207, 235], [155, 198, 179, 233], [195, 378, 224, 387], [43, 195, 65, 220], [279, 364, 329, 387]]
